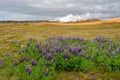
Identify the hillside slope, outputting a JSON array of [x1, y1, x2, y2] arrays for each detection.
[[47, 18, 120, 25]]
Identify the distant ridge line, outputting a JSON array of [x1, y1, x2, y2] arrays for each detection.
[[0, 18, 120, 24], [0, 19, 100, 23]]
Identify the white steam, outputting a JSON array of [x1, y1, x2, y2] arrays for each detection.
[[54, 12, 102, 22]]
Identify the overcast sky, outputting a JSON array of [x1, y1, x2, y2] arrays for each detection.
[[0, 0, 120, 21]]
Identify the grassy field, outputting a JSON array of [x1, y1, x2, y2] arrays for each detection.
[[0, 22, 120, 51], [0, 22, 120, 80]]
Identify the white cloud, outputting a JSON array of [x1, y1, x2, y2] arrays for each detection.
[[54, 12, 103, 22]]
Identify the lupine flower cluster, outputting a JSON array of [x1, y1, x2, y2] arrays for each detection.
[[0, 58, 3, 67], [11, 36, 120, 80], [45, 70, 49, 76], [0, 58, 2, 65], [26, 67, 32, 75], [31, 60, 37, 66]]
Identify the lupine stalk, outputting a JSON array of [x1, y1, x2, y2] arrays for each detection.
[[26, 67, 32, 75]]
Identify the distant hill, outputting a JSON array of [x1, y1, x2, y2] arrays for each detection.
[[103, 18, 120, 23], [50, 18, 120, 25], [0, 18, 120, 25]]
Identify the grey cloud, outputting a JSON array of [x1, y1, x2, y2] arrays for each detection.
[[0, 0, 120, 20]]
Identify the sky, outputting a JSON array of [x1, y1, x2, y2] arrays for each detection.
[[0, 0, 120, 21]]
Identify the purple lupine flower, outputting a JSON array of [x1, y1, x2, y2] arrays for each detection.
[[42, 50, 47, 56], [75, 47, 82, 55], [98, 45, 104, 50], [51, 36, 56, 41], [0, 58, 3, 68], [14, 60, 18, 66], [64, 37, 69, 40], [19, 58, 24, 63], [74, 36, 79, 40], [56, 47, 59, 53], [65, 52, 70, 59], [0, 58, 3, 65], [27, 41, 30, 47], [45, 70, 49, 76], [26, 67, 32, 75], [45, 61, 49, 67], [47, 55, 52, 60], [56, 46, 62, 53], [91, 55, 94, 61], [31, 60, 37, 66], [74, 48, 79, 55], [66, 45, 71, 49], [84, 46, 88, 50], [78, 47, 82, 52], [79, 37, 84, 42], [36, 42, 41, 49], [46, 47, 51, 53], [81, 51, 85, 57], [64, 45, 68, 49], [67, 46, 74, 53], [116, 48, 120, 53], [38, 48, 41, 53], [106, 40, 111, 44], [59, 36, 64, 40], [71, 48, 75, 54], [96, 36, 106, 42]]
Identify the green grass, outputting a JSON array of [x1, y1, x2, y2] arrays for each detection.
[[0, 36, 120, 80], [0, 22, 120, 80]]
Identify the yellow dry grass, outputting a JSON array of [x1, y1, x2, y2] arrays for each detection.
[[0, 19, 120, 51]]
